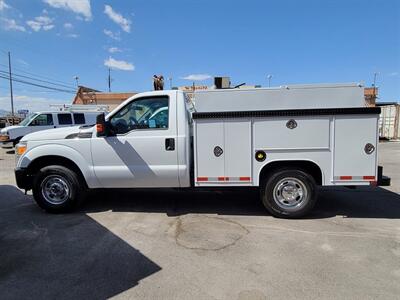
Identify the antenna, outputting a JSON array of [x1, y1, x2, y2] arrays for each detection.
[[108, 68, 112, 92], [74, 76, 79, 87]]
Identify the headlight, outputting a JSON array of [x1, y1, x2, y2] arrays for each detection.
[[15, 142, 27, 165], [0, 134, 10, 141]]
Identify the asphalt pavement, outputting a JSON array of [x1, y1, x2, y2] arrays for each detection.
[[0, 142, 399, 300]]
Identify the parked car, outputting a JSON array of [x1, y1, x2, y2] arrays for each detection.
[[0, 110, 101, 147]]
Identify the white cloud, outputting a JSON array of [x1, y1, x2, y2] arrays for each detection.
[[388, 72, 399, 77], [43, 0, 92, 21], [63, 22, 73, 29], [181, 74, 212, 81], [103, 29, 120, 41], [66, 33, 78, 38], [108, 47, 121, 53], [26, 15, 54, 32], [16, 59, 29, 67], [1, 18, 26, 32], [0, 95, 68, 112], [104, 5, 131, 33], [0, 0, 10, 11], [104, 57, 134, 71]]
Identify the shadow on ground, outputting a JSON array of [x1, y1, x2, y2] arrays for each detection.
[[80, 186, 400, 219], [1, 184, 400, 298], [0, 185, 161, 299]]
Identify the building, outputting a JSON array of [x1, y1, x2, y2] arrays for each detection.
[[72, 86, 136, 111], [364, 87, 378, 107], [377, 102, 400, 140]]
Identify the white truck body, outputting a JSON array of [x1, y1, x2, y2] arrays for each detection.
[[14, 83, 386, 217]]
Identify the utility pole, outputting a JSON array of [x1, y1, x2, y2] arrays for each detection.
[[108, 68, 112, 92], [8, 51, 14, 116]]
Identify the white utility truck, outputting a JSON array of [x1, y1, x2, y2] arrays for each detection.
[[0, 105, 108, 148], [14, 83, 390, 218]]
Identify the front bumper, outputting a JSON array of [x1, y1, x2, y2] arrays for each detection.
[[0, 138, 15, 148], [15, 168, 33, 190], [377, 166, 391, 186]]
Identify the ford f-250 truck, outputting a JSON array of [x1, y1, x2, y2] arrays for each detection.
[[14, 83, 390, 218]]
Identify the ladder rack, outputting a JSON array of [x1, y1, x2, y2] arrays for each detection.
[[49, 104, 109, 112]]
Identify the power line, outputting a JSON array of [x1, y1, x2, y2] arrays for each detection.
[[0, 69, 76, 89], [0, 74, 76, 93], [0, 63, 75, 87]]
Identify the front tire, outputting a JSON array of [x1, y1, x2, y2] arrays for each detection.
[[32, 165, 85, 213], [261, 169, 317, 218]]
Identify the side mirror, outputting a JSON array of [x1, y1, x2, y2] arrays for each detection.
[[96, 113, 107, 137]]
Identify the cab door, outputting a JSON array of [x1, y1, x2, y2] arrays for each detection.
[[91, 92, 179, 188]]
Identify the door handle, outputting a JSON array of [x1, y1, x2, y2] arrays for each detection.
[[165, 138, 175, 151]]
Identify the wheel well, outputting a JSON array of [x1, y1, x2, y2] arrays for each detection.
[[27, 156, 88, 188], [259, 160, 323, 185]]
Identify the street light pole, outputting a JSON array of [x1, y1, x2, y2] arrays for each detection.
[[267, 74, 273, 87], [373, 72, 379, 98], [8, 51, 14, 116]]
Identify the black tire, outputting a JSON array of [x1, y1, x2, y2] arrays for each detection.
[[261, 168, 317, 218], [32, 165, 86, 213]]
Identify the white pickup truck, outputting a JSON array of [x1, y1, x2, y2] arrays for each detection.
[[14, 83, 390, 218]]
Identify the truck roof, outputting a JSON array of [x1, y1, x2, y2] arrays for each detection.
[[192, 82, 365, 112]]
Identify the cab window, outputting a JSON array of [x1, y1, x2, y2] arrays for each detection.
[[110, 96, 169, 134], [73, 113, 85, 124], [58, 114, 72, 125], [29, 114, 54, 126]]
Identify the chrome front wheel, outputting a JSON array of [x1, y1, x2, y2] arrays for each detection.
[[41, 175, 71, 205], [33, 165, 85, 213]]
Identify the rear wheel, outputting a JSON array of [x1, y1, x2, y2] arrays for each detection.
[[261, 169, 317, 218], [32, 165, 85, 213]]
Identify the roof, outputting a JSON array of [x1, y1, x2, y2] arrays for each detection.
[[376, 102, 399, 106], [72, 86, 136, 105], [364, 87, 378, 96]]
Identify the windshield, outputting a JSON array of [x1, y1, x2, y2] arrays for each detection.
[[19, 113, 38, 126]]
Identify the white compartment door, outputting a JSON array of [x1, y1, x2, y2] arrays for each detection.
[[195, 120, 225, 181], [224, 120, 252, 182], [333, 116, 378, 182]]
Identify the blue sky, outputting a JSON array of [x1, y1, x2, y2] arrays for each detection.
[[0, 0, 399, 112]]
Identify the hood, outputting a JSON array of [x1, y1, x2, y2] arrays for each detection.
[[21, 125, 94, 142], [0, 125, 23, 134]]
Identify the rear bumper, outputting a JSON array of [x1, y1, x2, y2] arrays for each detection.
[[15, 168, 33, 190], [377, 165, 391, 186]]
